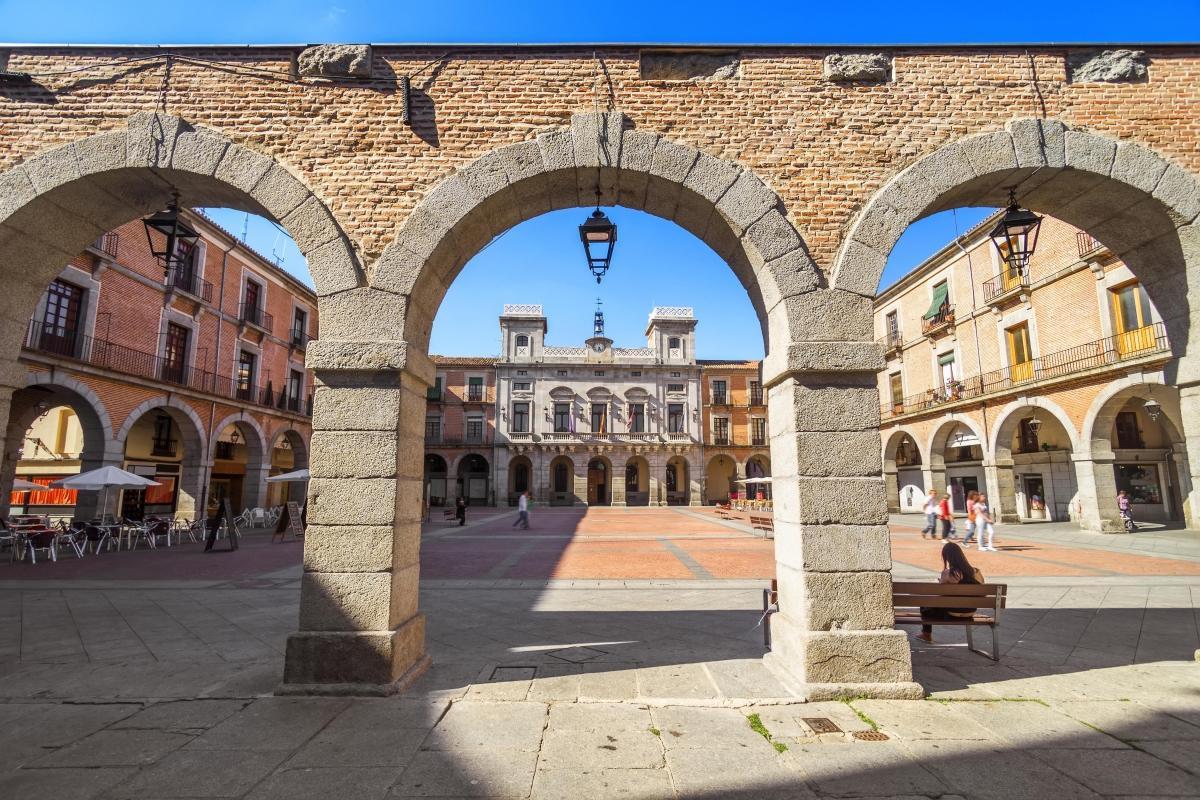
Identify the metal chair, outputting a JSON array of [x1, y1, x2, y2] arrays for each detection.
[[82, 524, 115, 555], [147, 519, 173, 548], [124, 519, 155, 551], [20, 529, 58, 564], [54, 521, 85, 559]]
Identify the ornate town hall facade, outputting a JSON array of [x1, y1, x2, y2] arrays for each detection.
[[4, 43, 1200, 697]]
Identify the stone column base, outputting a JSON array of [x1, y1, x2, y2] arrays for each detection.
[[763, 614, 924, 700], [278, 614, 428, 696]]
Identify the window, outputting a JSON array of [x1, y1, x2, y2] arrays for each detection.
[[39, 279, 86, 357], [512, 402, 529, 433], [554, 402, 571, 433], [666, 463, 678, 492], [242, 279, 263, 325], [215, 440, 235, 460], [1018, 418, 1040, 453], [151, 414, 175, 457], [749, 380, 762, 405], [466, 415, 484, 443], [625, 464, 639, 491], [594, 370, 605, 376], [712, 379, 728, 405], [515, 334, 529, 348], [671, 371, 681, 378], [1006, 323, 1033, 383], [628, 403, 645, 433], [590, 403, 607, 434], [937, 352, 956, 394], [467, 376, 484, 402], [513, 464, 529, 493], [1115, 464, 1162, 504], [557, 369, 568, 377], [514, 382, 532, 391], [713, 417, 730, 445], [668, 337, 682, 358], [554, 463, 570, 493], [667, 383, 685, 393], [1111, 282, 1156, 355], [668, 403, 685, 433], [161, 323, 189, 384], [425, 416, 441, 442], [517, 370, 528, 376], [631, 370, 642, 377], [752, 418, 766, 446], [889, 372, 904, 408], [291, 308, 308, 346], [1115, 411, 1143, 449], [886, 310, 899, 338], [236, 350, 257, 401], [287, 369, 303, 412], [427, 376, 443, 401]]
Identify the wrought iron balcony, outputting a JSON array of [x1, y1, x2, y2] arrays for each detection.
[[289, 330, 310, 350], [165, 268, 214, 302], [239, 303, 273, 333], [982, 269, 1029, 305], [466, 386, 485, 402], [751, 437, 766, 447], [921, 305, 955, 336], [877, 331, 903, 356], [1077, 231, 1107, 259], [91, 231, 119, 259], [884, 323, 1169, 418], [712, 392, 729, 406], [748, 390, 765, 406], [713, 436, 731, 447]]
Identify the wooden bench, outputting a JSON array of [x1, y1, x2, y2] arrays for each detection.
[[749, 514, 774, 539], [892, 581, 1007, 661]]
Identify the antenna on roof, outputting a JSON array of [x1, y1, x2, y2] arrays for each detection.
[[593, 297, 605, 337], [241, 212, 249, 244]]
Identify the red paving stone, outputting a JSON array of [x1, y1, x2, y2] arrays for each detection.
[[3, 508, 1196, 583]]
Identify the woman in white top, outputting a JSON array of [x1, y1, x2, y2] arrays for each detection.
[[974, 493, 996, 551]]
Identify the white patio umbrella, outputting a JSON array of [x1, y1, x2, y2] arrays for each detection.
[[266, 468, 310, 482], [51, 466, 160, 520], [735, 477, 774, 484], [12, 478, 45, 492]]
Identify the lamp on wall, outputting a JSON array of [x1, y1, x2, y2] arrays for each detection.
[[989, 188, 1042, 277], [143, 190, 200, 276]]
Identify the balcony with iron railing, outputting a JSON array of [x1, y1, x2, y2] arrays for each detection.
[[884, 322, 1169, 418], [921, 305, 956, 337], [1077, 231, 1107, 259], [465, 386, 486, 403], [877, 331, 904, 356], [982, 268, 1029, 306], [165, 267, 214, 303], [713, 436, 731, 447], [711, 391, 729, 406], [23, 321, 313, 416], [239, 303, 273, 333], [289, 330, 310, 351], [90, 232, 119, 259], [751, 436, 766, 447], [748, 389, 765, 406]]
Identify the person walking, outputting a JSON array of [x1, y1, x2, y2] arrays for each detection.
[[512, 490, 531, 530], [962, 490, 979, 547], [917, 541, 983, 642], [455, 496, 467, 527], [975, 492, 996, 551], [921, 491, 940, 539], [1117, 489, 1137, 531], [937, 491, 955, 541]]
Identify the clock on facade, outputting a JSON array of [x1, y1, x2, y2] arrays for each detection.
[[592, 342, 605, 353]]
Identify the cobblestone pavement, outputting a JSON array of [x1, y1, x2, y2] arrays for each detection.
[[0, 513, 1198, 797]]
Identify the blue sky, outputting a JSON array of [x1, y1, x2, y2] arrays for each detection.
[[20, 1, 1196, 356]]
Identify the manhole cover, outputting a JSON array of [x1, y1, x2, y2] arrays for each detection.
[[852, 730, 890, 741], [545, 646, 609, 663], [802, 717, 842, 734], [488, 666, 536, 681]]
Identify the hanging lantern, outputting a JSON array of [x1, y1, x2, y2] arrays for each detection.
[[1026, 415, 1043, 435], [228, 430, 241, 445], [143, 191, 200, 276], [989, 189, 1042, 278], [1144, 397, 1163, 422], [579, 201, 617, 284]]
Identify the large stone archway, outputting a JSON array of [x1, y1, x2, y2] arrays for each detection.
[[300, 112, 909, 698]]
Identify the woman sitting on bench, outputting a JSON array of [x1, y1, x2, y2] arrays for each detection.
[[918, 542, 984, 643]]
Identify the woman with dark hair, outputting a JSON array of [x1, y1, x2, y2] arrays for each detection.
[[916, 541, 984, 643]]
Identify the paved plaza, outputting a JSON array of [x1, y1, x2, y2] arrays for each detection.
[[0, 508, 1198, 798]]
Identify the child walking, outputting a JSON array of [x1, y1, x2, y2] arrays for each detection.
[[962, 490, 979, 547], [974, 492, 997, 551]]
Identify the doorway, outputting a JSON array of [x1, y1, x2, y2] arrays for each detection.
[[587, 459, 609, 506], [1022, 475, 1047, 520]]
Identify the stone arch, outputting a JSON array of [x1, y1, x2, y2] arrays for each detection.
[[989, 397, 1080, 460], [209, 413, 269, 511], [586, 454, 613, 506], [623, 454, 651, 506], [881, 428, 924, 513], [705, 453, 738, 504], [368, 112, 832, 364], [116, 396, 208, 519], [926, 416, 990, 471], [830, 119, 1200, 381], [270, 428, 310, 471], [0, 112, 362, 378], [882, 427, 926, 471], [1, 373, 119, 518], [1080, 372, 1181, 457]]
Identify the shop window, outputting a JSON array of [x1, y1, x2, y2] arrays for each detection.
[[1115, 464, 1162, 504]]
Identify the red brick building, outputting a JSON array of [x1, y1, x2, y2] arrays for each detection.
[[3, 210, 316, 520]]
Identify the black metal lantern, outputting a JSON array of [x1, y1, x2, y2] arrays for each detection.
[[989, 189, 1042, 278], [143, 191, 200, 275], [1026, 415, 1043, 435], [579, 204, 617, 284], [1144, 397, 1163, 422]]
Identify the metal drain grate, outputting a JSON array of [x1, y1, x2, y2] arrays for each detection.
[[802, 717, 843, 734], [852, 730, 890, 741]]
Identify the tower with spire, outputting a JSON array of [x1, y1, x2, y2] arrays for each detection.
[[585, 296, 613, 362]]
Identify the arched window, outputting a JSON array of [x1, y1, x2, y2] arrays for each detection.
[[554, 463, 569, 493], [514, 463, 529, 492], [667, 337, 683, 358], [516, 334, 529, 347]]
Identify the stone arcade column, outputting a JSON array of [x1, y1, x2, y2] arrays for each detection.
[[281, 346, 428, 693], [987, 460, 1015, 524], [763, 365, 921, 699], [1073, 452, 1123, 532], [1179, 385, 1200, 529]]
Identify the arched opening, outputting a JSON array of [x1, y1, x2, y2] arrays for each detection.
[[928, 420, 986, 515], [665, 456, 691, 506], [705, 454, 737, 504], [624, 455, 650, 506], [882, 430, 924, 514], [2, 379, 114, 521], [208, 419, 268, 517], [586, 457, 611, 506], [989, 401, 1078, 524], [424, 454, 449, 507], [268, 429, 309, 506], [548, 455, 576, 506], [745, 454, 772, 502], [456, 453, 491, 507], [120, 403, 205, 521], [507, 455, 532, 505]]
